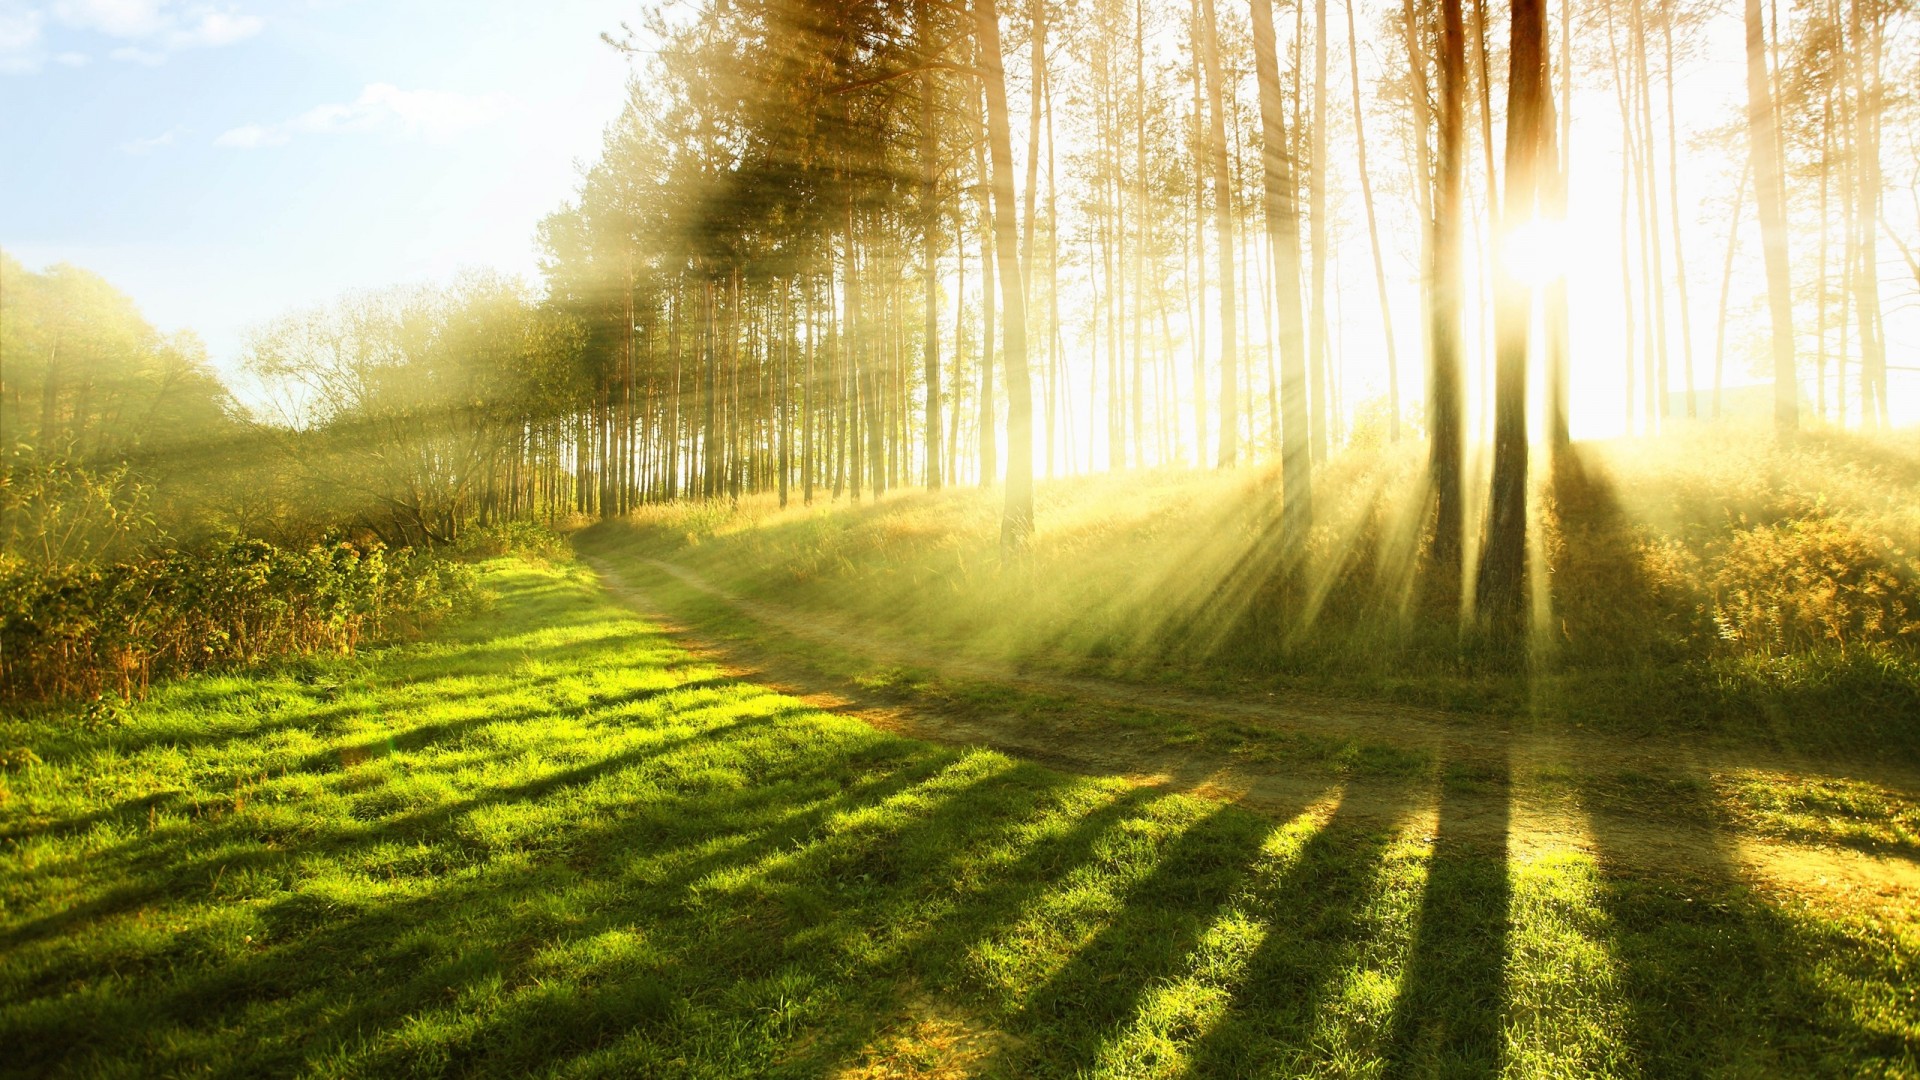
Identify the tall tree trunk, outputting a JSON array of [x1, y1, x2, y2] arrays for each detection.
[[975, 0, 1035, 548], [802, 277, 814, 503], [1347, 0, 1400, 443], [1252, 0, 1312, 549], [1046, 61, 1061, 477], [1546, 0, 1571, 449], [1025, 0, 1047, 472], [1429, 0, 1467, 609], [920, 0, 944, 489], [1199, 0, 1240, 468], [1310, 0, 1331, 462], [1745, 0, 1797, 438], [1849, 0, 1888, 429], [1189, 0, 1210, 467], [1631, 0, 1671, 426], [780, 280, 792, 507], [975, 73, 999, 486], [1660, 6, 1697, 419], [1133, 0, 1149, 468], [1478, 0, 1551, 629]]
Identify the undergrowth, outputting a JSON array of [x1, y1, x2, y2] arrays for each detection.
[[590, 427, 1920, 759]]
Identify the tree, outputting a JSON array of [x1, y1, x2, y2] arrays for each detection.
[[1250, 0, 1313, 552], [1477, 0, 1553, 629], [974, 0, 1036, 549], [1198, 0, 1240, 468], [1428, 0, 1468, 609], [1746, 0, 1797, 438]]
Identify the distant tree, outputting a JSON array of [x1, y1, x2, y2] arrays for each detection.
[[1198, 0, 1240, 468], [1745, 0, 1797, 438]]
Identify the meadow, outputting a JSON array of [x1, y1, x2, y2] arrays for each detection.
[[4, 553, 1916, 1077]]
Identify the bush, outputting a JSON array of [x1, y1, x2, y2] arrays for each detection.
[[0, 539, 476, 704], [1709, 518, 1920, 657], [453, 520, 569, 563]]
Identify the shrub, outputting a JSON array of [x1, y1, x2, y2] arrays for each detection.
[[0, 539, 476, 704], [453, 520, 569, 563], [1709, 518, 1920, 657]]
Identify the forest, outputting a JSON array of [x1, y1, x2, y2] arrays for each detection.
[[3, 0, 1919, 1075]]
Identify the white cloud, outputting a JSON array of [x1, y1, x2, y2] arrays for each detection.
[[121, 125, 182, 153], [45, 1, 260, 67], [54, 49, 89, 65], [53, 0, 170, 38], [0, 5, 45, 74], [109, 43, 164, 64], [218, 83, 515, 149], [213, 122, 286, 148], [166, 8, 257, 47]]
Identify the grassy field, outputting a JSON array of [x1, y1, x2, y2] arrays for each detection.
[[4, 557, 1916, 1077], [589, 429, 1920, 763]]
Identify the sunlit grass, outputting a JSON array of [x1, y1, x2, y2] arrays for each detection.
[[592, 427, 1920, 761], [2, 559, 1914, 1076]]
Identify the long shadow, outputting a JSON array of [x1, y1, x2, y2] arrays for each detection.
[[1382, 753, 1512, 1078], [971, 792, 1316, 1077], [0, 702, 786, 954], [761, 781, 1176, 1075], [3, 728, 971, 1075], [1172, 780, 1422, 1077], [1576, 767, 1914, 1075], [237, 749, 1023, 1076], [1548, 445, 1668, 673]]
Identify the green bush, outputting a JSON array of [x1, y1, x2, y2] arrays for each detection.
[[0, 539, 476, 704], [453, 520, 569, 563]]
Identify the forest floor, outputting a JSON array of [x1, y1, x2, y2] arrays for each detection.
[[3, 555, 1916, 1078]]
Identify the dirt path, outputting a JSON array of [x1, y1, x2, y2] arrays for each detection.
[[582, 553, 1920, 914]]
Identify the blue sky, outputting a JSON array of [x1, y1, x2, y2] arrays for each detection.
[[2, 0, 637, 381]]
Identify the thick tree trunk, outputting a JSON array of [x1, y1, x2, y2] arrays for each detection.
[[1429, 0, 1467, 609], [974, 0, 1035, 549], [1251, 0, 1312, 550], [1477, 0, 1551, 629]]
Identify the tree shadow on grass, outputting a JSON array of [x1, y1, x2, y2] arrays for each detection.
[[1576, 768, 1917, 1076], [972, 785, 1339, 1078], [1382, 753, 1511, 1079], [4, 725, 980, 1076], [0, 707, 776, 958]]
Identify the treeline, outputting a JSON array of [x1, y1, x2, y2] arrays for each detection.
[[4, 0, 1913, 685], [0, 256, 482, 704], [212, 0, 1913, 636], [514, 0, 1911, 578]]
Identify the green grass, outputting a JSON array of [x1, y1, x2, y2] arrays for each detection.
[[587, 429, 1920, 762], [3, 559, 1916, 1077]]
